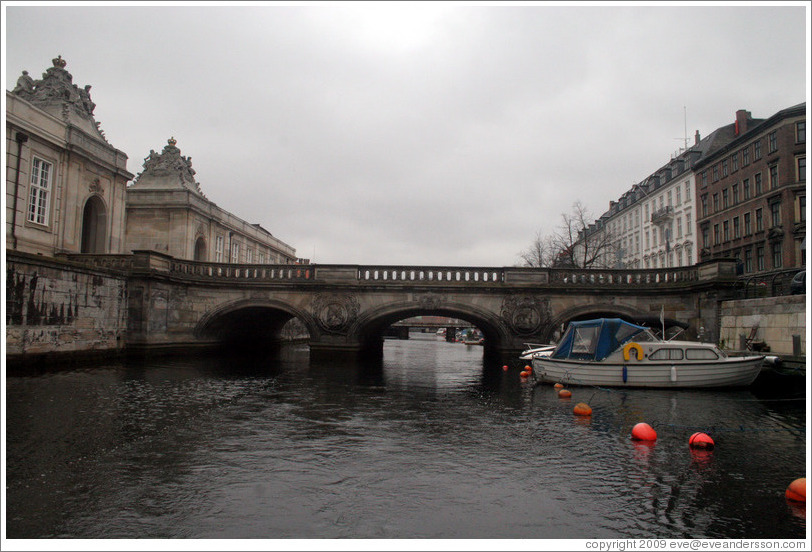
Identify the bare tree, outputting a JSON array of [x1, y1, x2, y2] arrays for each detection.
[[519, 201, 616, 269], [517, 229, 556, 267]]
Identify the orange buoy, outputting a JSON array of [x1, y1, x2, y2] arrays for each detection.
[[524, 365, 533, 373], [631, 422, 657, 441], [553, 383, 564, 389], [573, 402, 592, 416], [558, 389, 572, 398], [688, 432, 715, 450], [786, 478, 806, 502], [519, 371, 530, 378]]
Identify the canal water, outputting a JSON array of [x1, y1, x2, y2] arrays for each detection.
[[4, 333, 808, 540]]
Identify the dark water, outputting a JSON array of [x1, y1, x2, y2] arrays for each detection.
[[4, 334, 808, 540]]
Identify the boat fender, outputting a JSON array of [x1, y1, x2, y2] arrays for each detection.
[[622, 364, 628, 383], [623, 342, 644, 361], [670, 365, 677, 382]]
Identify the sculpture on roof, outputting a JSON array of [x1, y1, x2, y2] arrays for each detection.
[[11, 55, 106, 141], [134, 137, 206, 197], [11, 55, 99, 121]]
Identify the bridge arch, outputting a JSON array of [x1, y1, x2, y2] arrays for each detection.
[[348, 300, 512, 356], [542, 302, 645, 344], [195, 298, 320, 350]]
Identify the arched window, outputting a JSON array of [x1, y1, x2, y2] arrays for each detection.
[[81, 195, 107, 253], [194, 237, 207, 261]]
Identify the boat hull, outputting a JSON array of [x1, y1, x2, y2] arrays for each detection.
[[532, 356, 764, 388]]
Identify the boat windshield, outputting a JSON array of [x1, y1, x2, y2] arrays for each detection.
[[551, 318, 650, 361]]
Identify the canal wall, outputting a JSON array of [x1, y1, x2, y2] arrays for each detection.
[[719, 295, 806, 358], [5, 251, 128, 364]]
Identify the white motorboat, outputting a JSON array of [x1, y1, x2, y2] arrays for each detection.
[[532, 318, 764, 388]]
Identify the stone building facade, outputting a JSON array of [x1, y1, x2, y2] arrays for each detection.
[[695, 103, 806, 273], [581, 113, 750, 269], [125, 138, 299, 264], [5, 56, 134, 257]]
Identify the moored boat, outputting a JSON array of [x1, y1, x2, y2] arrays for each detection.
[[532, 318, 764, 388], [519, 343, 555, 361]]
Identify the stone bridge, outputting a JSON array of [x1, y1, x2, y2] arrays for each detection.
[[68, 251, 739, 360]]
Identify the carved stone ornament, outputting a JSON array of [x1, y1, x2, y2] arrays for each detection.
[[134, 137, 206, 197], [501, 294, 549, 336], [88, 178, 104, 195], [12, 56, 98, 121], [312, 293, 360, 334]]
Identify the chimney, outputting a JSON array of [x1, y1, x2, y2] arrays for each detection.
[[694, 130, 701, 145], [735, 109, 752, 135]]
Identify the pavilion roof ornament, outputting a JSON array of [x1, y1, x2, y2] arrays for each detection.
[[133, 138, 206, 197], [11, 55, 107, 142]]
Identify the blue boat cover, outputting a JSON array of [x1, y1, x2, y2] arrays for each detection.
[[551, 318, 649, 361]]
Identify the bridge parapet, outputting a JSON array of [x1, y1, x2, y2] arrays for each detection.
[[62, 251, 737, 290]]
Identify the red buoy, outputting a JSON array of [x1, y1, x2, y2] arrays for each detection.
[[502, 365, 509, 372], [786, 478, 806, 502], [553, 383, 564, 389], [688, 432, 715, 450], [631, 422, 657, 441], [558, 389, 572, 399], [573, 402, 592, 416]]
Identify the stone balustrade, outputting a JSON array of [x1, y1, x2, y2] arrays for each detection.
[[62, 251, 730, 289]]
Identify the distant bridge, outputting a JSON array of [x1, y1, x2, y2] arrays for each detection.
[[67, 250, 741, 360]]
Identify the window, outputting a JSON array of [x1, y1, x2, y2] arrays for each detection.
[[713, 193, 719, 212], [744, 212, 752, 235], [754, 140, 762, 160], [744, 248, 753, 273], [732, 183, 739, 204], [701, 195, 708, 217], [713, 224, 720, 245], [800, 196, 806, 223], [723, 220, 730, 242], [768, 131, 777, 153], [645, 230, 650, 249], [685, 181, 691, 197], [733, 216, 740, 239], [677, 216, 683, 238], [713, 165, 719, 182], [649, 347, 685, 361], [258, 252, 265, 264], [731, 154, 738, 172], [723, 189, 729, 209], [686, 248, 693, 266], [676, 186, 681, 204], [686, 212, 692, 235], [245, 248, 253, 264], [772, 241, 783, 269], [770, 201, 781, 227], [797, 121, 806, 143], [686, 348, 719, 360], [754, 173, 762, 195], [215, 235, 224, 262], [798, 156, 806, 182], [743, 178, 751, 200], [755, 208, 763, 232], [742, 147, 750, 166], [702, 226, 710, 248], [667, 190, 672, 206], [769, 164, 779, 190], [756, 245, 765, 271], [701, 171, 708, 186], [28, 156, 53, 226], [722, 159, 728, 177], [230, 241, 240, 263]]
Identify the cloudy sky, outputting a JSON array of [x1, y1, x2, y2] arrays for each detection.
[[4, 2, 809, 266]]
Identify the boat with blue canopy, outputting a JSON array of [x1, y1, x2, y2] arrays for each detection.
[[532, 318, 764, 388]]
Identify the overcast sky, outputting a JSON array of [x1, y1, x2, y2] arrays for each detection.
[[4, 2, 809, 266]]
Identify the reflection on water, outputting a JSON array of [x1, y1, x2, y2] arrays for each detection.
[[5, 334, 807, 539]]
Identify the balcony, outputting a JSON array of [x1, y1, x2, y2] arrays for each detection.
[[651, 206, 674, 225]]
